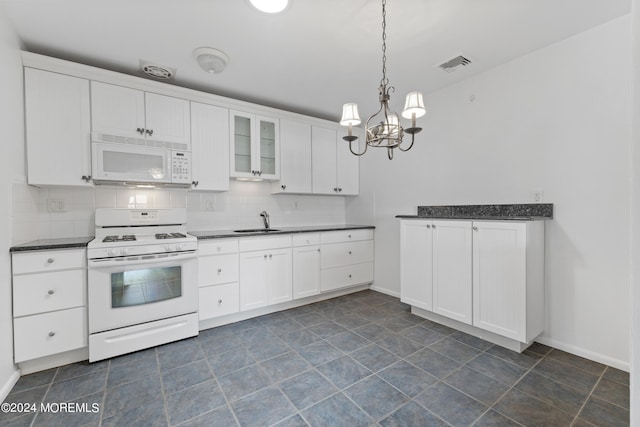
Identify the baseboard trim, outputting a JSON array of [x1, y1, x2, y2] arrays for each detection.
[[369, 285, 399, 298], [0, 369, 20, 403], [536, 336, 629, 372]]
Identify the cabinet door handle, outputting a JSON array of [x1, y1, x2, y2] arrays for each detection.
[[269, 254, 272, 259], [81, 175, 92, 182], [432, 224, 436, 229], [317, 249, 320, 252], [218, 299, 223, 304], [192, 181, 199, 187], [258, 171, 263, 176], [145, 129, 154, 136], [281, 185, 286, 191], [47, 258, 54, 264], [426, 224, 431, 228], [472, 226, 478, 231], [264, 254, 267, 259], [348, 251, 352, 255], [47, 289, 55, 295], [48, 331, 56, 337], [338, 188, 343, 192], [217, 268, 222, 273], [136, 127, 144, 135]]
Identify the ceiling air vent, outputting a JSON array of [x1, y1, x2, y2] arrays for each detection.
[[139, 60, 176, 80], [437, 55, 472, 73]]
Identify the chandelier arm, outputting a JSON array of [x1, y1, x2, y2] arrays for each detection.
[[387, 147, 394, 160], [348, 139, 368, 156], [397, 132, 415, 152]]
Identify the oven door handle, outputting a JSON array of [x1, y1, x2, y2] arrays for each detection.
[[88, 251, 196, 268]]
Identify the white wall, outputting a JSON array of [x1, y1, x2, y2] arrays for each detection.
[[348, 15, 631, 368], [0, 3, 23, 399]]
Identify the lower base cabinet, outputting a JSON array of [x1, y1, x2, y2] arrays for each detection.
[[198, 239, 240, 321], [199, 283, 240, 320]]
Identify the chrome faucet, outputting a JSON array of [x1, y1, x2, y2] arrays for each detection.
[[259, 211, 270, 230]]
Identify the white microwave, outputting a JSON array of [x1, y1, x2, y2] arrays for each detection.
[[92, 133, 191, 187]]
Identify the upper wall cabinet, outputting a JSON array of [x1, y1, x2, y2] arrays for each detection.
[[24, 68, 92, 187], [230, 111, 279, 180], [190, 102, 229, 191], [273, 119, 312, 194], [311, 126, 359, 195], [91, 81, 191, 149]]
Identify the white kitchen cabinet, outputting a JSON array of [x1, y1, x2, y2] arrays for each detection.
[[24, 68, 92, 187], [230, 111, 279, 180], [472, 221, 544, 343], [12, 248, 87, 363], [91, 81, 191, 148], [273, 119, 312, 193], [198, 239, 239, 321], [400, 220, 433, 311], [319, 229, 374, 292], [311, 126, 359, 195], [292, 233, 321, 299], [190, 102, 229, 191]]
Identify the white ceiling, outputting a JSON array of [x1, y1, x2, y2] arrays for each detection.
[[2, 0, 631, 121]]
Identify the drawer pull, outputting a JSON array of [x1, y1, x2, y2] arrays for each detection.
[[348, 234, 352, 238], [217, 268, 222, 273], [269, 254, 272, 259], [47, 289, 55, 295], [348, 251, 352, 255], [48, 331, 56, 337], [47, 258, 54, 264], [348, 274, 352, 279], [218, 299, 223, 304]]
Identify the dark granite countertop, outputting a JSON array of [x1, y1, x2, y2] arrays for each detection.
[[10, 237, 94, 253], [396, 204, 553, 221], [191, 224, 375, 240]]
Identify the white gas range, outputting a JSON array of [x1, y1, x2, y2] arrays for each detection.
[[87, 208, 199, 362]]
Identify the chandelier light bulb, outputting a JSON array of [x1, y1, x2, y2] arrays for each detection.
[[250, 0, 289, 13]]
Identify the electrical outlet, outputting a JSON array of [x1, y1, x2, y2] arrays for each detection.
[[47, 198, 66, 213], [533, 190, 544, 203]]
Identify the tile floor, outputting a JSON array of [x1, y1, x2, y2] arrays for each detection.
[[1, 290, 630, 427]]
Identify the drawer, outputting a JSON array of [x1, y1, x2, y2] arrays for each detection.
[[292, 233, 320, 247], [13, 270, 86, 317], [14, 307, 87, 363], [321, 240, 374, 269], [320, 262, 374, 292], [198, 239, 239, 256], [12, 249, 86, 275], [239, 235, 292, 252], [199, 253, 239, 286], [199, 282, 240, 320], [320, 229, 373, 244]]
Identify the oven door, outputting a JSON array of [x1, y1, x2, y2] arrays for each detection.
[[88, 252, 197, 334]]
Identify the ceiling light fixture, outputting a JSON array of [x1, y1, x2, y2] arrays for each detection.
[[193, 47, 229, 74], [340, 0, 426, 160], [249, 0, 289, 14]]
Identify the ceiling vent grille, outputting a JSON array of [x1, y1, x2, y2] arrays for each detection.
[[437, 55, 472, 73], [139, 60, 176, 80]]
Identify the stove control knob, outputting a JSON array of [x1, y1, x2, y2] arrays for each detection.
[[175, 243, 183, 251], [165, 245, 174, 252], [108, 249, 118, 257], [120, 248, 130, 256]]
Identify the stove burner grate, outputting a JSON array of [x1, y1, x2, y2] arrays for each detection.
[[155, 232, 187, 240], [103, 235, 137, 243]]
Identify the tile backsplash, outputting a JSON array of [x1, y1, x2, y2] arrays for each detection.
[[11, 180, 346, 244]]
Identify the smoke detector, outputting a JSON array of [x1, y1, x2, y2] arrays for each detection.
[[139, 60, 176, 80], [436, 54, 472, 73], [194, 47, 229, 74]]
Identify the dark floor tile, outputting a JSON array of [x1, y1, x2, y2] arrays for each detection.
[[279, 369, 338, 410], [178, 404, 238, 427], [165, 379, 227, 426], [282, 329, 321, 349], [10, 369, 56, 394], [318, 305, 354, 320], [429, 337, 481, 364], [344, 375, 409, 420], [420, 319, 456, 335], [32, 390, 103, 427], [44, 369, 107, 403], [514, 371, 588, 416], [472, 409, 521, 427], [161, 359, 214, 395], [231, 386, 296, 427], [307, 321, 347, 339], [357, 294, 390, 307], [401, 325, 445, 346], [603, 366, 630, 386], [198, 332, 245, 356], [107, 355, 159, 388], [245, 336, 291, 361], [546, 349, 606, 375], [326, 331, 370, 353], [296, 340, 343, 366], [332, 313, 370, 329], [156, 337, 200, 354], [257, 311, 291, 325], [375, 315, 417, 332], [444, 366, 509, 405], [218, 364, 271, 401], [0, 413, 36, 427], [351, 344, 399, 372], [273, 414, 309, 427], [486, 345, 541, 369], [284, 304, 317, 317], [532, 358, 599, 392], [415, 382, 487, 426], [466, 353, 527, 386], [526, 342, 552, 356], [493, 388, 574, 427], [378, 361, 437, 397], [260, 352, 310, 383], [353, 323, 393, 341], [239, 326, 279, 347], [103, 374, 162, 418], [406, 348, 460, 379], [578, 397, 629, 427], [301, 393, 374, 427], [376, 334, 423, 358], [1, 385, 48, 423], [592, 378, 630, 409], [100, 398, 166, 427], [207, 348, 255, 377], [448, 330, 493, 351], [380, 401, 448, 427], [157, 344, 205, 372], [265, 318, 305, 336], [317, 356, 372, 389], [294, 312, 328, 328], [109, 347, 157, 367], [54, 360, 108, 382]]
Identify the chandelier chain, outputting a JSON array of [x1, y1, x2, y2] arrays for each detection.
[[380, 0, 388, 86]]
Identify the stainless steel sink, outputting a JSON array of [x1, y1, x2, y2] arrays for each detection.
[[233, 228, 281, 233]]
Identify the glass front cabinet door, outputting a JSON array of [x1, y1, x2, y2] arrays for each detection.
[[230, 110, 279, 180]]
